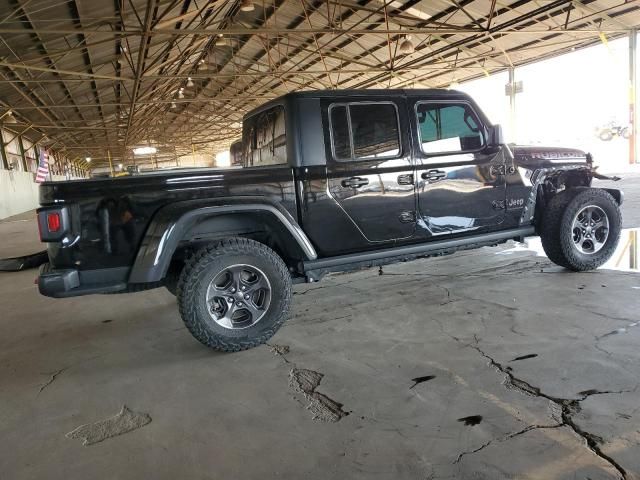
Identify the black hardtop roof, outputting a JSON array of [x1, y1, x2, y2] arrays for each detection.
[[244, 88, 473, 120], [284, 88, 469, 98]]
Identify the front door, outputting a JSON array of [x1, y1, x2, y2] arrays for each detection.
[[410, 99, 507, 237], [324, 98, 417, 243]]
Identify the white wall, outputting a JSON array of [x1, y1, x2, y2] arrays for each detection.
[[0, 169, 39, 219], [0, 170, 67, 220]]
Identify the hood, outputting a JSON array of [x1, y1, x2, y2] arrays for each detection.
[[511, 145, 589, 166]]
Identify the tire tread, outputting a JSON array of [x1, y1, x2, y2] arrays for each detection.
[[540, 188, 621, 271], [176, 238, 291, 352]]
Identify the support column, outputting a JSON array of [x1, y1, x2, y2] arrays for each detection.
[[0, 134, 9, 170], [630, 230, 638, 270], [508, 67, 517, 142], [18, 135, 28, 172], [630, 29, 637, 164], [107, 149, 114, 176]]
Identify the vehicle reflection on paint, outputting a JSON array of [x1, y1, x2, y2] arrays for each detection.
[[499, 228, 639, 272], [353, 158, 413, 194], [415, 162, 504, 236]]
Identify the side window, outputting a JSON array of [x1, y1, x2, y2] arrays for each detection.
[[329, 102, 401, 161], [242, 105, 287, 167], [230, 140, 243, 167], [416, 102, 484, 155], [350, 104, 400, 159], [330, 105, 350, 160]]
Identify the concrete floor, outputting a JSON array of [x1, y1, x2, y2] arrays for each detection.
[[1, 175, 639, 480]]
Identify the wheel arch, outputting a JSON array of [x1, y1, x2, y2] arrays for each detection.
[[129, 199, 317, 283], [525, 167, 598, 230], [530, 172, 622, 232]]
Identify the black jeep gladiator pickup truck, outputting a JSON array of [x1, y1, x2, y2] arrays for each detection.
[[37, 89, 623, 352]]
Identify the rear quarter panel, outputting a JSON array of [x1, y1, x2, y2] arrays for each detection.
[[39, 167, 297, 271]]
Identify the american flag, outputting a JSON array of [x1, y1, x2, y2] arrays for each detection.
[[35, 148, 49, 183]]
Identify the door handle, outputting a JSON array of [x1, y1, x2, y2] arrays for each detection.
[[341, 177, 369, 188], [421, 170, 446, 182], [397, 173, 414, 185]]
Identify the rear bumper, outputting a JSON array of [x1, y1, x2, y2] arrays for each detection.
[[38, 263, 128, 298]]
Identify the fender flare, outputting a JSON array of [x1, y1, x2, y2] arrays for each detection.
[[519, 166, 592, 225], [601, 188, 623, 205], [128, 198, 317, 283], [519, 167, 623, 226]]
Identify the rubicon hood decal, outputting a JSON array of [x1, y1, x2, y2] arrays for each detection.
[[512, 145, 587, 161]]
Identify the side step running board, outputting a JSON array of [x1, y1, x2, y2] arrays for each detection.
[[303, 226, 536, 273]]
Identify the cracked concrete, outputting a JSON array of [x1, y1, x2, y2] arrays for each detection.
[[1, 189, 640, 479], [288, 367, 349, 422], [467, 339, 634, 479]]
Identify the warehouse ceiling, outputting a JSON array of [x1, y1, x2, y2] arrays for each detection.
[[0, 0, 638, 167]]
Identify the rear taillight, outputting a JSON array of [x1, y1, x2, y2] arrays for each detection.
[[37, 206, 71, 242], [47, 212, 61, 232]]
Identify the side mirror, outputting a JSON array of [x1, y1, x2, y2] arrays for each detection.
[[488, 124, 504, 147]]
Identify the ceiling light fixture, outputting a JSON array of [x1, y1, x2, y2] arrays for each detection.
[[186, 77, 195, 88], [171, 101, 177, 109], [215, 36, 230, 47], [178, 89, 185, 99], [133, 146, 157, 155], [3, 110, 17, 123], [240, 0, 255, 12], [399, 35, 415, 54], [85, 157, 91, 162]]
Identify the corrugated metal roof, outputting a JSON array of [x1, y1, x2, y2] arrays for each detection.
[[0, 0, 637, 166]]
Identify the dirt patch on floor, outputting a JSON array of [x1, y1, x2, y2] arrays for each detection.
[[66, 405, 151, 446]]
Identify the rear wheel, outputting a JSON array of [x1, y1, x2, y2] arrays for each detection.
[[177, 238, 292, 352], [540, 188, 621, 271]]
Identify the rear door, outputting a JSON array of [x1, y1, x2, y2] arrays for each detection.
[[410, 99, 507, 237], [324, 98, 417, 243]]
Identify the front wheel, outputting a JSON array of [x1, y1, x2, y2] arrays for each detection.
[[540, 188, 621, 271], [177, 238, 292, 352]]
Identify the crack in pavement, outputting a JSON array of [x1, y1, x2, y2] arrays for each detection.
[[37, 368, 67, 396], [463, 335, 636, 479], [587, 310, 639, 325], [35, 355, 105, 397], [432, 314, 637, 477], [597, 322, 640, 340], [454, 423, 563, 464], [439, 285, 453, 306], [593, 321, 640, 361]]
